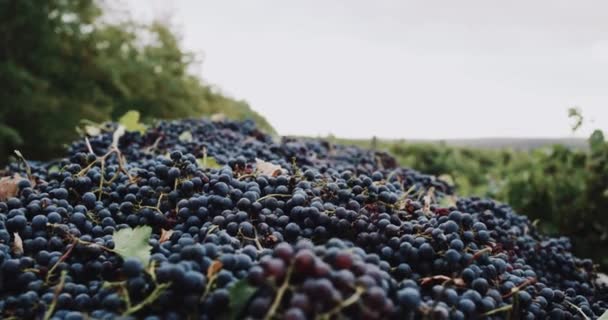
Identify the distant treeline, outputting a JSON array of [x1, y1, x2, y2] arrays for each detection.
[[390, 137, 587, 151]]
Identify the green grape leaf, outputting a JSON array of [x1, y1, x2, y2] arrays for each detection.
[[227, 279, 257, 320], [112, 226, 152, 265], [118, 110, 147, 134], [179, 131, 193, 143], [438, 195, 457, 208], [47, 164, 60, 174], [84, 125, 101, 136], [197, 156, 221, 169]]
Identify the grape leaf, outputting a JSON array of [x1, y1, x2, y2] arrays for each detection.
[[438, 195, 457, 208], [112, 226, 152, 265], [47, 165, 60, 174], [227, 279, 257, 320], [179, 131, 193, 143], [207, 260, 223, 278], [0, 174, 26, 201], [118, 110, 147, 134], [84, 125, 101, 136], [255, 158, 283, 177], [159, 228, 174, 244], [197, 156, 221, 169]]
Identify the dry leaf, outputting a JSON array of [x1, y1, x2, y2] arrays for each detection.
[[0, 174, 26, 201], [159, 229, 174, 244], [12, 233, 23, 255], [112, 125, 126, 149], [207, 260, 223, 278], [255, 158, 283, 177], [423, 195, 431, 215], [266, 234, 279, 244]]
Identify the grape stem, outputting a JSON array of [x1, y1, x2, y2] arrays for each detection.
[[103, 281, 133, 309], [565, 301, 591, 320], [84, 137, 95, 155], [237, 173, 257, 181], [317, 286, 365, 320], [256, 194, 293, 202], [76, 146, 135, 185], [43, 270, 67, 320], [467, 246, 493, 265], [200, 274, 217, 302], [263, 264, 294, 320], [201, 261, 223, 302], [97, 157, 105, 200], [45, 240, 76, 284], [419, 275, 464, 287], [481, 304, 513, 317], [238, 228, 264, 251], [123, 283, 171, 316], [142, 136, 163, 154], [502, 277, 536, 299], [138, 193, 166, 215]]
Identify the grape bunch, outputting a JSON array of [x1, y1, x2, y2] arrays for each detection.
[[0, 118, 605, 319]]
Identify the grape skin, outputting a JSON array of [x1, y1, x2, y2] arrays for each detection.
[[0, 118, 605, 319]]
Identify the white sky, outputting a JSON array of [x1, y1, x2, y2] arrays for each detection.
[[121, 0, 608, 139]]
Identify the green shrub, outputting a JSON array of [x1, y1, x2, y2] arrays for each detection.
[[334, 131, 608, 269], [0, 0, 274, 164]]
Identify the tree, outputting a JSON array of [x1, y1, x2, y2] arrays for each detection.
[[0, 0, 274, 163]]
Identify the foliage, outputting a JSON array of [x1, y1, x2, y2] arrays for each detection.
[[227, 280, 257, 320], [569, 107, 584, 133], [118, 110, 147, 134], [0, 0, 274, 164], [112, 225, 153, 265]]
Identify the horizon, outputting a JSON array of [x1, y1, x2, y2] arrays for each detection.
[[297, 134, 590, 141]]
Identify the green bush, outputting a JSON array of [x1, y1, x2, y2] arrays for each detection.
[[335, 131, 608, 269], [0, 0, 274, 164], [499, 131, 608, 267]]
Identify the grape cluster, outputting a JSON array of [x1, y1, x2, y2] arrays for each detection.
[[0, 118, 605, 319], [67, 119, 449, 194]]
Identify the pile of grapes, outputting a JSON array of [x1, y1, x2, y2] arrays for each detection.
[[0, 118, 606, 319]]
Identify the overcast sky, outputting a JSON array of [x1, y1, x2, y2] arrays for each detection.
[[122, 0, 608, 139]]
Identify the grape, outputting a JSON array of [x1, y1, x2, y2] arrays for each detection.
[[0, 117, 604, 319], [182, 270, 206, 293], [121, 258, 144, 278], [284, 308, 306, 320], [457, 298, 476, 315], [471, 277, 489, 295], [397, 287, 421, 310]]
